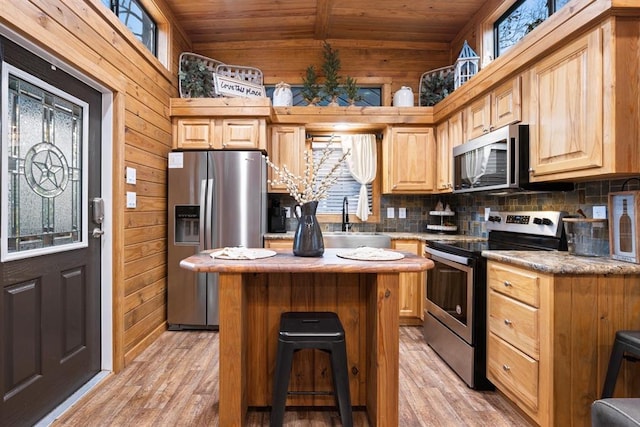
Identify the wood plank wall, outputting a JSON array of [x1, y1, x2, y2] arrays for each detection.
[[194, 39, 453, 102], [0, 0, 189, 371]]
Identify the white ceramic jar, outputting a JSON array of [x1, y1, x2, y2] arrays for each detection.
[[273, 82, 293, 107], [393, 86, 414, 107]]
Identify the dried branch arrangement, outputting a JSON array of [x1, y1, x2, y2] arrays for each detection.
[[266, 137, 350, 204]]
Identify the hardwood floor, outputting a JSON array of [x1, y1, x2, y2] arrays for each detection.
[[53, 326, 532, 426]]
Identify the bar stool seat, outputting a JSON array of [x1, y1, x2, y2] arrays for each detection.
[[270, 312, 353, 427], [592, 399, 640, 426], [602, 330, 640, 398]]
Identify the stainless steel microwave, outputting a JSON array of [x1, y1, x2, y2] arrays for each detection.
[[452, 124, 573, 194]]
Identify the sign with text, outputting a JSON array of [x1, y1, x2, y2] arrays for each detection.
[[214, 75, 265, 98]]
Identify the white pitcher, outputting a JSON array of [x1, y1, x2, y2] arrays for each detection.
[[273, 82, 293, 107], [393, 86, 414, 107]]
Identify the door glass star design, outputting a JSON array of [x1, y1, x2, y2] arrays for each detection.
[[24, 142, 69, 198]]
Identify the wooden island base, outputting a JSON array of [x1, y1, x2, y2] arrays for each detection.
[[180, 249, 433, 426]]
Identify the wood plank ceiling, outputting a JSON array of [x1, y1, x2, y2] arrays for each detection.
[[164, 0, 489, 45]]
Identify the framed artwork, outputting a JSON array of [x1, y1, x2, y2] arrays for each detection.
[[608, 191, 640, 263]]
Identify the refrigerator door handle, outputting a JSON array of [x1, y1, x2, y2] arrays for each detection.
[[204, 178, 214, 250], [199, 178, 207, 252]]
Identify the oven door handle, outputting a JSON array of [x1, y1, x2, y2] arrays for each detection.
[[425, 246, 472, 266]]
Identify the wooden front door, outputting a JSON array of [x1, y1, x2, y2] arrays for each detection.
[[0, 37, 102, 425]]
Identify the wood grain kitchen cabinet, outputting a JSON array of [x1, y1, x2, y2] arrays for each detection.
[[173, 118, 216, 149], [267, 125, 306, 193], [465, 77, 521, 140], [528, 19, 640, 181], [217, 118, 266, 150], [392, 239, 424, 324], [382, 126, 435, 194], [173, 117, 266, 150], [264, 239, 293, 249], [486, 260, 640, 426], [435, 111, 463, 192]]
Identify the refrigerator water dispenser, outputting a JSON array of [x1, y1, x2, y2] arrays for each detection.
[[175, 205, 200, 244]]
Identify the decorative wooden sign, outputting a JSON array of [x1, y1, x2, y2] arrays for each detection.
[[213, 75, 265, 98]]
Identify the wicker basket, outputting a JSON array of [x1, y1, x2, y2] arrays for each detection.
[[418, 65, 455, 106], [215, 63, 263, 86], [178, 52, 264, 98]]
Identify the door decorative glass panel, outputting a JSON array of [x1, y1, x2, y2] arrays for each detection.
[[1, 63, 88, 261]]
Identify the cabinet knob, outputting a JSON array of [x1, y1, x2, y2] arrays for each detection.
[[503, 280, 512, 287], [528, 167, 534, 173], [504, 319, 512, 326], [502, 364, 511, 372]]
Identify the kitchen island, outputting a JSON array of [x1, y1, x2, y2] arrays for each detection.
[[180, 248, 433, 427]]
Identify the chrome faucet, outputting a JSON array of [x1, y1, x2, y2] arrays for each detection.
[[342, 196, 351, 232]]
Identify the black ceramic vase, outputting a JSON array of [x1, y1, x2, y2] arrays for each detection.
[[292, 201, 324, 257]]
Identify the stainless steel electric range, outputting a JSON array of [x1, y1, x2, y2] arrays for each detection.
[[423, 211, 568, 389]]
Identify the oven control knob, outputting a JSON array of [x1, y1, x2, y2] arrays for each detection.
[[542, 218, 553, 225], [489, 215, 501, 223], [533, 217, 543, 224]]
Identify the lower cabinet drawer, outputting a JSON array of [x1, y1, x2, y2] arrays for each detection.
[[487, 332, 539, 412], [488, 290, 539, 359]]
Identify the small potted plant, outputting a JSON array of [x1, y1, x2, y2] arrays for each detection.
[[301, 65, 322, 106], [321, 42, 342, 106], [178, 57, 214, 98], [343, 76, 362, 106]]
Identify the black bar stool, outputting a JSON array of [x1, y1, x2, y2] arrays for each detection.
[[601, 330, 640, 398], [270, 312, 353, 427]]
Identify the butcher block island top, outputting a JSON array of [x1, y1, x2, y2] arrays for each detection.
[[180, 248, 433, 427]]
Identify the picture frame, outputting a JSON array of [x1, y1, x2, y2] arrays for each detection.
[[608, 191, 640, 263]]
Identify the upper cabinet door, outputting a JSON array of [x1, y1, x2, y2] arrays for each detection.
[[267, 125, 305, 193], [218, 118, 266, 150], [383, 127, 435, 193], [528, 27, 603, 179]]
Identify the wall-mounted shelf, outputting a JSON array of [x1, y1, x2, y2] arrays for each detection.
[[427, 210, 457, 233]]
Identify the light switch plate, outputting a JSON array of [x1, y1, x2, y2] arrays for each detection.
[[398, 207, 406, 219], [284, 207, 291, 218], [593, 205, 607, 219], [387, 207, 395, 218], [126, 167, 136, 184], [485, 207, 491, 221], [126, 191, 136, 208]]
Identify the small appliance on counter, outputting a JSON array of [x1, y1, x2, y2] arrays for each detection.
[[268, 200, 287, 233]]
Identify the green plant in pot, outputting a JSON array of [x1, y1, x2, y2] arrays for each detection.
[[420, 69, 454, 106], [344, 76, 362, 106], [179, 57, 214, 98], [301, 65, 322, 106], [321, 42, 342, 106]]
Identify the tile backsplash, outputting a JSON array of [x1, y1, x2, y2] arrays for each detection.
[[270, 178, 640, 237]]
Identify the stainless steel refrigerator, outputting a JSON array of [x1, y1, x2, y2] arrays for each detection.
[[167, 150, 266, 329]]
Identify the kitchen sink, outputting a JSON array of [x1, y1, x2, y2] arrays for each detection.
[[322, 232, 391, 249]]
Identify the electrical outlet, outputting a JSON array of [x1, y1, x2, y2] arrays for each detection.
[[485, 207, 491, 221], [387, 207, 395, 218], [593, 205, 607, 219], [126, 191, 136, 208], [398, 207, 407, 219], [284, 207, 291, 218]]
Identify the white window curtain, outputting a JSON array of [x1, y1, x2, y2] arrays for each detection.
[[341, 134, 377, 221]]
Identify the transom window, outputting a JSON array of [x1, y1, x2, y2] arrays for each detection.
[[101, 0, 157, 56], [494, 0, 570, 57]]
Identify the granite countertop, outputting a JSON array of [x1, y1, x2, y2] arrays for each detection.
[[265, 231, 486, 243], [482, 250, 640, 275]]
